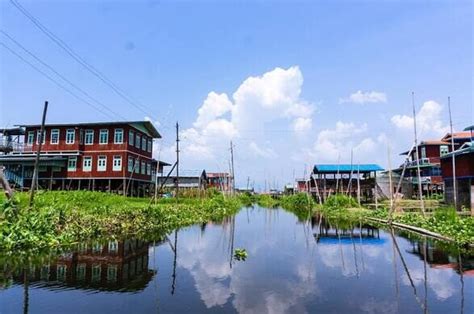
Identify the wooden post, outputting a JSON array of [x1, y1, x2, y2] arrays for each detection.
[[447, 96, 458, 210], [0, 167, 14, 199], [411, 92, 425, 215], [29, 101, 48, 208], [176, 122, 180, 200], [357, 164, 361, 206]]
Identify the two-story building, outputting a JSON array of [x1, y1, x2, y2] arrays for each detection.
[[206, 172, 233, 192], [395, 131, 474, 197], [0, 121, 162, 196]]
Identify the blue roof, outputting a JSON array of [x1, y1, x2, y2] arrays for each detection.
[[313, 164, 384, 173]]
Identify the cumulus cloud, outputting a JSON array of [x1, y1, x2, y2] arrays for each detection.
[[339, 90, 387, 104], [391, 100, 450, 138], [163, 66, 314, 167]]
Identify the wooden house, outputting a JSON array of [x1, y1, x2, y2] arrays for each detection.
[[0, 121, 163, 196], [206, 172, 232, 192]]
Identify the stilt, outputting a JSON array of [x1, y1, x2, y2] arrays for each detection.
[[92, 179, 95, 191], [108, 179, 112, 193], [61, 179, 65, 190], [78, 180, 81, 190]]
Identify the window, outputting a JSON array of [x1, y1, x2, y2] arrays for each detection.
[[421, 146, 426, 159], [141, 161, 146, 175], [128, 157, 134, 173], [107, 265, 118, 282], [97, 156, 107, 171], [93, 242, 102, 253], [114, 128, 123, 144], [50, 129, 59, 144], [440, 145, 449, 156], [135, 134, 141, 148], [142, 137, 147, 151], [36, 130, 46, 144], [85, 129, 94, 145], [135, 159, 140, 174], [67, 157, 77, 172], [108, 240, 118, 253], [83, 156, 92, 172], [148, 139, 152, 153], [41, 265, 50, 281], [92, 264, 101, 282], [99, 129, 109, 144], [113, 156, 122, 171], [66, 129, 75, 144], [147, 163, 151, 176], [27, 131, 34, 145], [76, 264, 86, 281], [57, 264, 67, 281], [129, 130, 135, 146]]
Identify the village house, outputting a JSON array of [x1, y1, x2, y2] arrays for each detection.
[[157, 169, 207, 191], [395, 131, 474, 197], [206, 172, 233, 192], [440, 133, 474, 212], [0, 121, 163, 196], [310, 164, 384, 203]]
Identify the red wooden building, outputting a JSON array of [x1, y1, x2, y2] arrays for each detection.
[[0, 121, 162, 196], [440, 142, 474, 211], [206, 172, 233, 192]]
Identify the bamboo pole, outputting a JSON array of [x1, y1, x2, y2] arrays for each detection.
[[29, 101, 48, 208], [447, 96, 458, 210], [411, 92, 425, 215]]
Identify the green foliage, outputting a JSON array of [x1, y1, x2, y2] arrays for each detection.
[[0, 191, 243, 252], [234, 248, 248, 261], [324, 194, 359, 210], [256, 194, 279, 208], [279, 193, 315, 220]]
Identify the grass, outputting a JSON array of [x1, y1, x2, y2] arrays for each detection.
[[0, 190, 243, 252]]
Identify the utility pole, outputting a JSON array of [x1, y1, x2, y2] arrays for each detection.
[[447, 97, 457, 210], [29, 101, 48, 208], [246, 176, 250, 191], [175, 122, 180, 201], [230, 141, 235, 195], [412, 92, 425, 215]]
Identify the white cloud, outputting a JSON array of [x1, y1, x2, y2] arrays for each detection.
[[292, 117, 312, 132], [305, 121, 371, 162], [391, 100, 449, 138], [162, 66, 314, 168], [339, 90, 387, 104]]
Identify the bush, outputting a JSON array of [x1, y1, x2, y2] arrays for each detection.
[[324, 194, 359, 210]]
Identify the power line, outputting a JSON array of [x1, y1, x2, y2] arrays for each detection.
[[1, 41, 116, 119], [1, 29, 126, 120], [9, 0, 158, 121]]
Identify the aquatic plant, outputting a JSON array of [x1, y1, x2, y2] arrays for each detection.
[[234, 248, 248, 261]]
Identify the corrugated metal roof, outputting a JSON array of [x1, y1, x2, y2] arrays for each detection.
[[313, 164, 384, 173]]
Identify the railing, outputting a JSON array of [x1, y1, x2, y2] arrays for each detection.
[[2, 167, 24, 188], [0, 138, 33, 153], [406, 158, 431, 168]]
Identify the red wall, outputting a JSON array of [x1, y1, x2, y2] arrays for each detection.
[[25, 124, 154, 180], [441, 152, 474, 178]]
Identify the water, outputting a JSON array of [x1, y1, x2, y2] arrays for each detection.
[[1, 206, 473, 314]]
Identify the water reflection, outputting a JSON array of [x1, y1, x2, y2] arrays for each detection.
[[1, 206, 473, 314]]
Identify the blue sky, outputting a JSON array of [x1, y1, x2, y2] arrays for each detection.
[[1, 0, 472, 189]]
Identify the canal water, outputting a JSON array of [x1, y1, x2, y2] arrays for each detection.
[[1, 206, 473, 313]]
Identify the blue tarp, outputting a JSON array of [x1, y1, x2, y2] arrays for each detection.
[[313, 164, 384, 174]]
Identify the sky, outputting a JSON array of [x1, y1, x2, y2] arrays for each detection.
[[0, 0, 472, 190]]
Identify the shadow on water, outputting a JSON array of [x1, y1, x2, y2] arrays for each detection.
[[1, 206, 473, 314]]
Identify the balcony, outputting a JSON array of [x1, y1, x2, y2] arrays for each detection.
[[0, 138, 33, 154]]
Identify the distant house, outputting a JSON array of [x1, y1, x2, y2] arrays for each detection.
[[395, 131, 474, 196], [206, 172, 232, 192], [311, 164, 384, 203], [440, 142, 474, 211], [157, 170, 207, 190], [0, 121, 165, 196]]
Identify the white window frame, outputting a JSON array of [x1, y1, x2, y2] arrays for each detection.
[[147, 163, 151, 175], [135, 134, 141, 148], [50, 129, 59, 144], [83, 156, 92, 172], [66, 129, 75, 144], [67, 157, 77, 172], [142, 137, 147, 151], [85, 129, 94, 145], [135, 159, 140, 174], [141, 161, 146, 175], [97, 156, 107, 172], [440, 145, 449, 156], [108, 240, 118, 253], [129, 130, 135, 146], [99, 129, 109, 145], [114, 128, 123, 144], [128, 156, 134, 173], [27, 131, 34, 145], [148, 139, 152, 153], [36, 130, 46, 145], [113, 155, 122, 171]]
